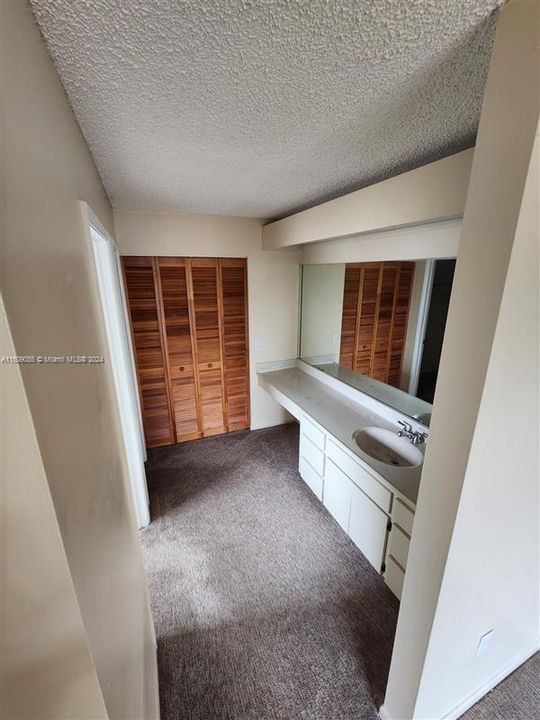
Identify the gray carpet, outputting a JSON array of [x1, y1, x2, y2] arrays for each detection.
[[461, 653, 540, 720], [140, 423, 400, 720]]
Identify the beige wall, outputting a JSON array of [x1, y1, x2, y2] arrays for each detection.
[[1, 298, 108, 720], [415, 121, 539, 720], [300, 264, 345, 360], [382, 2, 540, 717], [1, 3, 158, 718], [263, 153, 472, 249], [113, 209, 301, 430], [301, 218, 461, 265]]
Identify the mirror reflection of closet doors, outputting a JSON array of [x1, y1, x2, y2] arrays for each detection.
[[339, 261, 415, 388], [122, 256, 250, 448]]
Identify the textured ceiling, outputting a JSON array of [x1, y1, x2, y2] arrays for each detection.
[[30, 0, 502, 219]]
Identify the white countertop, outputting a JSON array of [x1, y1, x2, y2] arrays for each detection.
[[258, 366, 423, 506]]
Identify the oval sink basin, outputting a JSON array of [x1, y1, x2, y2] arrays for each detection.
[[353, 427, 423, 468]]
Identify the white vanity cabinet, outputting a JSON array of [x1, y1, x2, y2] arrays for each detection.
[[348, 484, 389, 571], [297, 412, 418, 593], [259, 368, 420, 600], [323, 459, 353, 531], [298, 416, 326, 500], [324, 437, 390, 572], [383, 497, 416, 600]]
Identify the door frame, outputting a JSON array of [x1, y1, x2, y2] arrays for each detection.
[[81, 203, 150, 528], [407, 259, 436, 396]]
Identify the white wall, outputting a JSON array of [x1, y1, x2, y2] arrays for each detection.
[[300, 264, 345, 359], [301, 218, 461, 265], [1, 3, 158, 718], [382, 2, 540, 717], [414, 122, 539, 720], [113, 209, 301, 430], [263, 153, 471, 249], [1, 297, 108, 720]]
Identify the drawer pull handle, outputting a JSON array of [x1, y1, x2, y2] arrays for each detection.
[[207, 363, 213, 368], [179, 366, 185, 372]]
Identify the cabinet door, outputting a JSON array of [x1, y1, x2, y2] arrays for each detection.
[[122, 257, 174, 448], [157, 258, 200, 442], [323, 459, 353, 531], [348, 484, 388, 571], [190, 259, 226, 436], [220, 258, 250, 431]]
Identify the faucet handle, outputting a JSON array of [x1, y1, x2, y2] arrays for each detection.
[[397, 420, 412, 432]]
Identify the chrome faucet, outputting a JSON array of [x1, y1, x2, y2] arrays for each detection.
[[397, 420, 428, 446]]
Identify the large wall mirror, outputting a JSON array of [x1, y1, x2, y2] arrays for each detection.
[[299, 259, 456, 427]]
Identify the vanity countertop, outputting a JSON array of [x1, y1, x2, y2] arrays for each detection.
[[258, 366, 423, 506]]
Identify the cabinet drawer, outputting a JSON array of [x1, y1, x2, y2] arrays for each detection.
[[385, 555, 405, 600], [348, 484, 388, 571], [387, 525, 410, 570], [300, 433, 325, 476], [301, 416, 326, 450], [299, 455, 323, 500], [323, 459, 353, 532], [326, 438, 391, 513], [393, 498, 415, 536]]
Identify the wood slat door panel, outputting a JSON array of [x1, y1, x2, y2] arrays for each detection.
[[387, 262, 415, 386], [190, 259, 227, 436], [220, 258, 250, 431], [371, 263, 400, 381], [122, 257, 174, 447], [339, 265, 362, 368], [354, 264, 380, 375], [340, 261, 415, 388], [157, 258, 200, 442]]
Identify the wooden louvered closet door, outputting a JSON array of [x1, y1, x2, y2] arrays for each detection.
[[157, 258, 200, 442], [122, 257, 174, 447], [124, 256, 250, 448], [190, 258, 227, 437], [220, 259, 250, 431], [339, 261, 415, 388]]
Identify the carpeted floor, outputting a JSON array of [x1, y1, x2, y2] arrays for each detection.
[[140, 423, 400, 720]]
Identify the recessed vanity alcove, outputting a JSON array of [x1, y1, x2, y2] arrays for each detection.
[[259, 251, 456, 600]]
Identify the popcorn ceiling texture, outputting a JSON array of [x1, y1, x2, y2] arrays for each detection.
[[30, 0, 502, 219]]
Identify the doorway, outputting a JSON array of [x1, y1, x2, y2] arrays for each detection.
[[416, 259, 456, 404], [83, 205, 150, 528]]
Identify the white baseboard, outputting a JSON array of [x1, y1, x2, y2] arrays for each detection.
[[378, 639, 539, 720], [443, 641, 539, 720]]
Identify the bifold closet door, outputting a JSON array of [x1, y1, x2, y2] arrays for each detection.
[[339, 261, 415, 388], [157, 258, 200, 442], [220, 259, 250, 431], [123, 255, 250, 448], [190, 258, 227, 436], [122, 257, 174, 448]]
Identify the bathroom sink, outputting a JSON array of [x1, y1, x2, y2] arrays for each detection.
[[352, 427, 423, 468]]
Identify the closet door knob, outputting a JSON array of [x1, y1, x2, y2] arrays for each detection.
[[207, 363, 213, 368], [179, 366, 185, 372]]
